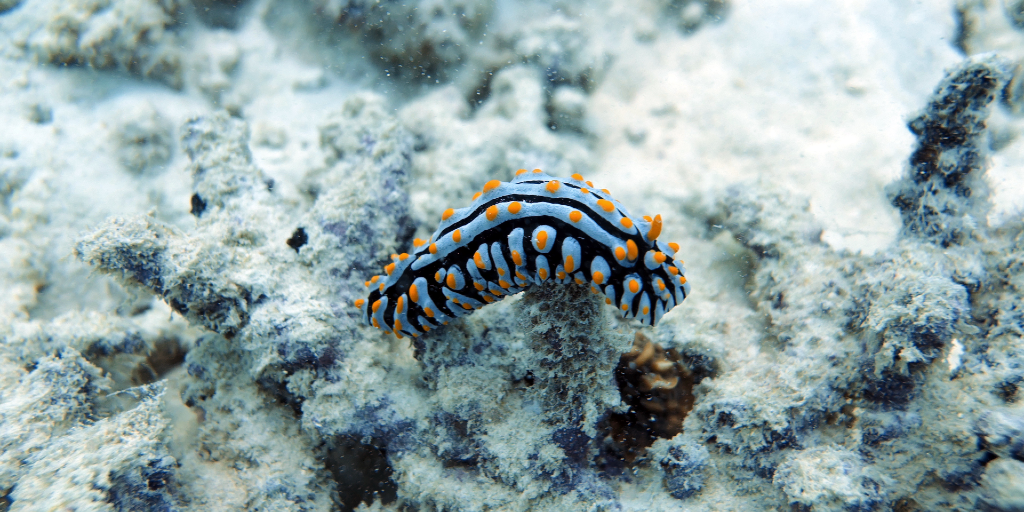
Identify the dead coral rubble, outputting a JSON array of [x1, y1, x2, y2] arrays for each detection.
[[696, 55, 1024, 510], [886, 54, 1007, 247], [76, 99, 672, 510], [77, 104, 416, 510], [72, 54, 1024, 511]]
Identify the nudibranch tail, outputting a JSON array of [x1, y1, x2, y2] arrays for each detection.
[[356, 169, 690, 338]]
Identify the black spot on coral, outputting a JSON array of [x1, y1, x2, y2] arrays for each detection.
[[189, 193, 206, 217], [771, 291, 787, 310], [909, 326, 946, 360], [996, 376, 1021, 403], [286, 227, 307, 252], [144, 458, 174, 491], [758, 428, 800, 454]]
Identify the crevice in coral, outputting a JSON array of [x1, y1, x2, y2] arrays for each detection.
[[84, 334, 189, 394], [325, 435, 399, 512]]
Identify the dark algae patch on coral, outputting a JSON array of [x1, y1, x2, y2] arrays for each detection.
[[887, 56, 1009, 247]]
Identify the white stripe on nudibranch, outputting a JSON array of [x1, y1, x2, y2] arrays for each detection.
[[356, 169, 690, 339]]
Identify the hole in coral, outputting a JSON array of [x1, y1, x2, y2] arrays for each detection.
[[325, 435, 398, 511]]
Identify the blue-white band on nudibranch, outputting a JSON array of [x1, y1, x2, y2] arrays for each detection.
[[353, 169, 690, 338]]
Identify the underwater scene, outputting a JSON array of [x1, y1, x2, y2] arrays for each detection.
[[1, 0, 1023, 510]]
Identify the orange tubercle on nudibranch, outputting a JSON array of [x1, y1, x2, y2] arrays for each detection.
[[647, 214, 662, 240]]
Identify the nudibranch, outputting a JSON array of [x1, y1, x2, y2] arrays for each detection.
[[354, 169, 690, 338]]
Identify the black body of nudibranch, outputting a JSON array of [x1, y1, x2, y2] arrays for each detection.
[[354, 169, 690, 338]]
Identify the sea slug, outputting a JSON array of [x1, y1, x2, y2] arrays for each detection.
[[356, 169, 690, 338]]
